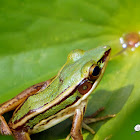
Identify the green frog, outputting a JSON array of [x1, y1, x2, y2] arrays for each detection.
[[0, 46, 114, 140]]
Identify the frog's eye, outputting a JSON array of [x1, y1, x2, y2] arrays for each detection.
[[89, 65, 101, 79]]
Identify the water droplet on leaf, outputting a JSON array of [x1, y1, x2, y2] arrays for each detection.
[[120, 32, 140, 50]]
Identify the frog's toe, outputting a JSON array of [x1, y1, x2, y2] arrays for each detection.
[[83, 107, 115, 124], [66, 133, 71, 140], [0, 115, 12, 135], [82, 122, 95, 134], [83, 114, 115, 124], [82, 107, 115, 134]]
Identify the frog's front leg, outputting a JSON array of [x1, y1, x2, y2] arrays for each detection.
[[69, 100, 87, 140], [67, 106, 115, 140], [71, 108, 84, 140]]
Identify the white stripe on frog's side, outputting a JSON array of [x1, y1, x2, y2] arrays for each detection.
[[30, 100, 88, 134], [11, 85, 78, 129]]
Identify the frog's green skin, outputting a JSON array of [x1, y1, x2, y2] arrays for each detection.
[[0, 46, 111, 139]]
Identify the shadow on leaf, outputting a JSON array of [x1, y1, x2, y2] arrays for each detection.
[[85, 85, 134, 140]]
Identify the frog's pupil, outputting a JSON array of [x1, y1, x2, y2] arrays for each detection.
[[92, 66, 100, 76]]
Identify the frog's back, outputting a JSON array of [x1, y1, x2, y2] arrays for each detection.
[[9, 75, 81, 131], [10, 78, 63, 119]]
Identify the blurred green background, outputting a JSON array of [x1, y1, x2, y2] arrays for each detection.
[[0, 0, 140, 140]]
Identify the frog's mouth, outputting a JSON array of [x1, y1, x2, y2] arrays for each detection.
[[94, 47, 111, 83], [98, 48, 111, 70]]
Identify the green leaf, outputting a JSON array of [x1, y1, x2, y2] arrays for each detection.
[[0, 0, 140, 140]]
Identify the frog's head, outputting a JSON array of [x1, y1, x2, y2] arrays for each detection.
[[76, 46, 111, 100], [57, 46, 111, 100]]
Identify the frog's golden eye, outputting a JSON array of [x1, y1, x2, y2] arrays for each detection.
[[89, 65, 101, 79]]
